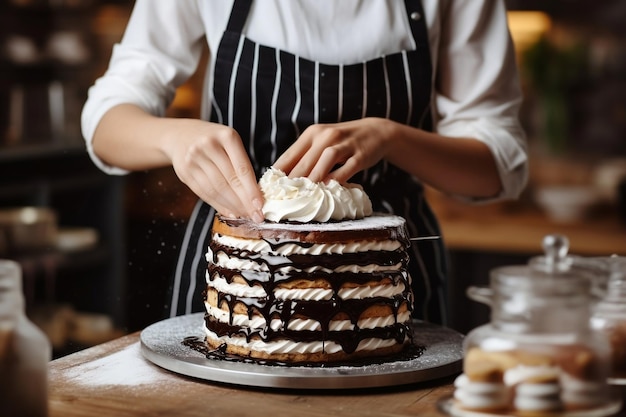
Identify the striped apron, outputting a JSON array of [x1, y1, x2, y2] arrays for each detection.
[[167, 0, 449, 325]]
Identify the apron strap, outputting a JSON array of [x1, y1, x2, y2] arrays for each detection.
[[226, 0, 253, 33], [404, 0, 433, 131], [404, 0, 429, 47]]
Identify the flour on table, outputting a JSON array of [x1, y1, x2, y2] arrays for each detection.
[[63, 342, 170, 387]]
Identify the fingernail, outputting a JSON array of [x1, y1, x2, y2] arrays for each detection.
[[252, 198, 264, 210], [251, 210, 264, 223]]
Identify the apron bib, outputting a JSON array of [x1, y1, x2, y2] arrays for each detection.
[[167, 0, 448, 324]]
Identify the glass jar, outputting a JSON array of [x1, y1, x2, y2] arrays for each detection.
[[453, 236, 616, 415], [528, 235, 611, 299], [0, 259, 51, 417], [590, 256, 626, 385]]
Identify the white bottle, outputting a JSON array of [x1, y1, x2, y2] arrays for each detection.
[[0, 260, 51, 417]]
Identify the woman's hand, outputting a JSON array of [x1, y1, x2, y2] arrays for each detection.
[[273, 117, 394, 183], [273, 115, 502, 198], [163, 119, 265, 222], [93, 104, 264, 221]]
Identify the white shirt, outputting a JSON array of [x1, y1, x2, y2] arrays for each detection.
[[82, 0, 528, 201]]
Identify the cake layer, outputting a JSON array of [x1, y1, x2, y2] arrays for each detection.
[[204, 325, 408, 363], [212, 212, 410, 244], [203, 212, 414, 363], [205, 301, 412, 331], [207, 273, 407, 300]]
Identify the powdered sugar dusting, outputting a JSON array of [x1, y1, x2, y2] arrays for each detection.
[[256, 212, 405, 232], [61, 342, 170, 387]]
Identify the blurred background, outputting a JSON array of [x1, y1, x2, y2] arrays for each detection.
[[0, 0, 624, 357]]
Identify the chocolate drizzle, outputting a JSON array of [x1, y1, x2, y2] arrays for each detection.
[[204, 217, 414, 359]]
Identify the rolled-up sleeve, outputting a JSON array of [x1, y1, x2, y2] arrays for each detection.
[[81, 0, 206, 175], [434, 0, 528, 202]]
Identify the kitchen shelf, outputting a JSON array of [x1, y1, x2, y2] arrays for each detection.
[[0, 1, 128, 357], [0, 144, 126, 328]]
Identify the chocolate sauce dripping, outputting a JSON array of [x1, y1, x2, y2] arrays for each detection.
[[205, 232, 413, 355], [210, 241, 409, 272], [209, 265, 409, 289]]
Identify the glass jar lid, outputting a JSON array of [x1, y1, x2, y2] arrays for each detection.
[[488, 235, 593, 334], [494, 234, 590, 297]]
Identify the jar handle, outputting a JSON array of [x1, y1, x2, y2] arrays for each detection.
[[466, 286, 493, 306]]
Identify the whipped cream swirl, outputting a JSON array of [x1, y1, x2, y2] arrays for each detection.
[[259, 167, 373, 222]]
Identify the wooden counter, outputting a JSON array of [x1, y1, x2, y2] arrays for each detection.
[[49, 333, 455, 417], [47, 331, 626, 417], [428, 192, 626, 257]]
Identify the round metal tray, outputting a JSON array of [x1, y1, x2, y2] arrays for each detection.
[[140, 313, 463, 390]]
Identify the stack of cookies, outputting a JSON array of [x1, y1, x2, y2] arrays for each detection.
[[453, 346, 608, 415]]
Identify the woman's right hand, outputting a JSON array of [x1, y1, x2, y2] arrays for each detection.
[[92, 105, 264, 222], [162, 119, 265, 222]]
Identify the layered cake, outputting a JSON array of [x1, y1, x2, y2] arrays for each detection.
[[202, 168, 414, 363]]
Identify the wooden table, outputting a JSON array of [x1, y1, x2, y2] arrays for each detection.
[[49, 332, 456, 417]]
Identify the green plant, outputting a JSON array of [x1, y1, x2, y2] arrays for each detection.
[[522, 36, 588, 154]]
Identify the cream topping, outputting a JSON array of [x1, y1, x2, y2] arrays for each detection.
[[206, 303, 267, 329], [259, 167, 373, 222], [207, 273, 407, 301]]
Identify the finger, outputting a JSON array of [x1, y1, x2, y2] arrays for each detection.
[[287, 153, 323, 179], [275, 124, 333, 176], [184, 160, 245, 218], [182, 136, 247, 215], [325, 156, 360, 184], [286, 135, 328, 179], [213, 131, 265, 221], [273, 139, 311, 174], [307, 144, 349, 183]]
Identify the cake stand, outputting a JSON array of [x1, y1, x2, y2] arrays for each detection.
[[140, 313, 463, 390]]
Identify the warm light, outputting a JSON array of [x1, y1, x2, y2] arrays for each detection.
[[19, 207, 39, 225], [507, 11, 552, 53]]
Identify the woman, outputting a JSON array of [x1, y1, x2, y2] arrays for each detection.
[[82, 0, 528, 325]]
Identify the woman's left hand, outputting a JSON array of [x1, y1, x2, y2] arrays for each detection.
[[273, 117, 394, 183]]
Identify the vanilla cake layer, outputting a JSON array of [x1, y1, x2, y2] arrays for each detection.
[[203, 213, 414, 363]]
